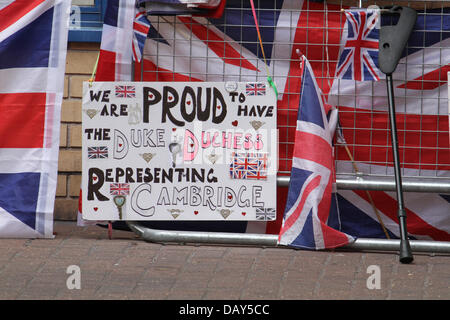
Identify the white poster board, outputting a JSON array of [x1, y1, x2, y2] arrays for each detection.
[[82, 81, 277, 221]]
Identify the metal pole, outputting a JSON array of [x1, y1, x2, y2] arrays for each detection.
[[127, 221, 450, 254], [277, 175, 450, 193], [127, 221, 279, 246]]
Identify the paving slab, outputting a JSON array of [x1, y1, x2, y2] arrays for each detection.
[[0, 221, 448, 300]]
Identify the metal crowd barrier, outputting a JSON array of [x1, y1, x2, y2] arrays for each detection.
[[126, 0, 450, 255]]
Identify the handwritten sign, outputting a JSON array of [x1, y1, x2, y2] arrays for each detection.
[[82, 82, 277, 221]]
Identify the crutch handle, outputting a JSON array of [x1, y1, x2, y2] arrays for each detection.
[[379, 6, 417, 75]]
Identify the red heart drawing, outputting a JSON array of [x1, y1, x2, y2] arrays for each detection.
[[232, 120, 238, 127], [168, 96, 173, 101], [194, 211, 199, 215], [94, 207, 98, 211], [119, 143, 123, 147], [93, 176, 97, 181], [227, 194, 232, 200], [187, 101, 191, 105], [217, 105, 221, 109], [149, 94, 154, 99], [190, 143, 194, 148], [241, 212, 246, 216]]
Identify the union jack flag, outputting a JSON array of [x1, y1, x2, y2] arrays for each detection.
[[132, 7, 151, 62], [246, 82, 266, 96], [115, 85, 136, 98], [87, 146, 108, 159], [0, 0, 70, 238], [278, 56, 354, 249], [229, 152, 268, 180], [110, 183, 130, 196], [335, 9, 381, 81]]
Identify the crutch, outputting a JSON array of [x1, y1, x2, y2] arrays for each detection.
[[378, 6, 417, 264]]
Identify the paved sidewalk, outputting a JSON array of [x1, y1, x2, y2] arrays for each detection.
[[0, 221, 448, 300]]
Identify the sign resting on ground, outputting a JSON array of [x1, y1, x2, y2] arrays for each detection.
[[82, 81, 278, 221]]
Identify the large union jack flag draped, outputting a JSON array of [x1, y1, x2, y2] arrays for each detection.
[[330, 8, 450, 241], [89, 0, 450, 242], [278, 56, 354, 249], [0, 0, 70, 237], [335, 9, 381, 81]]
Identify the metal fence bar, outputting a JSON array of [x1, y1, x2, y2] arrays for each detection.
[[277, 175, 450, 193], [127, 221, 450, 253]]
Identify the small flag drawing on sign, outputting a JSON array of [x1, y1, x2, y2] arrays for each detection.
[[110, 183, 130, 196], [87, 146, 108, 159], [115, 85, 136, 98], [246, 82, 266, 96], [229, 152, 268, 180], [256, 207, 276, 221]]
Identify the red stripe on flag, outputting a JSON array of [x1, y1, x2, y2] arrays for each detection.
[[354, 190, 450, 241], [397, 64, 450, 90], [0, 0, 46, 33], [134, 58, 203, 82], [178, 16, 260, 72], [293, 131, 333, 169], [362, 53, 380, 81], [95, 49, 116, 81], [337, 106, 450, 170], [0, 92, 46, 148], [133, 22, 149, 35]]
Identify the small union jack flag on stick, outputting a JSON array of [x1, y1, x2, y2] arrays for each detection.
[[110, 183, 130, 196], [335, 9, 381, 81], [87, 146, 108, 159], [246, 82, 266, 96], [115, 85, 136, 98], [229, 152, 268, 180], [132, 7, 151, 62]]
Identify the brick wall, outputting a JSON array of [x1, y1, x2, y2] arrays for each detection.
[[55, 42, 100, 220]]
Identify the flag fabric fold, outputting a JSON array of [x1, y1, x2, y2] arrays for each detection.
[[0, 0, 70, 238], [278, 56, 354, 249], [132, 6, 151, 62], [95, 0, 137, 81]]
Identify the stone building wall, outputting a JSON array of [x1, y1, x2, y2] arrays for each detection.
[[55, 42, 100, 220]]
